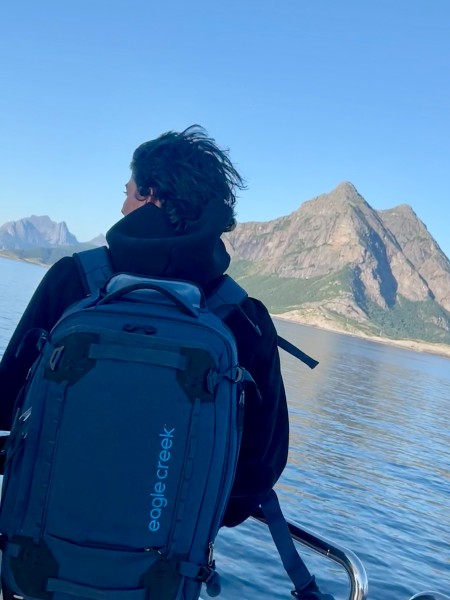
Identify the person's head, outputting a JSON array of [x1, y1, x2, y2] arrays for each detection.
[[123, 125, 246, 233]]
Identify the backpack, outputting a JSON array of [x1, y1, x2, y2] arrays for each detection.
[[0, 247, 322, 600]]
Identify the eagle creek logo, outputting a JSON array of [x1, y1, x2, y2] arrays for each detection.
[[148, 426, 175, 532]]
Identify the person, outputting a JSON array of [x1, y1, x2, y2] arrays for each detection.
[[0, 126, 335, 599], [0, 125, 288, 527]]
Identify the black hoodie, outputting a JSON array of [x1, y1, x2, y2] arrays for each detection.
[[0, 202, 288, 526]]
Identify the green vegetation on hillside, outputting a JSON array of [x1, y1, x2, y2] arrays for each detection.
[[227, 261, 350, 312], [364, 297, 450, 344], [227, 261, 450, 344]]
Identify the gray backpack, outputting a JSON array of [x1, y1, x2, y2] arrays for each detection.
[[0, 247, 322, 600]]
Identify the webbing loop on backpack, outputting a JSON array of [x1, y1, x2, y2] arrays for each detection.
[[211, 366, 261, 403], [231, 366, 245, 382], [229, 366, 252, 385], [178, 561, 221, 597], [206, 366, 254, 389]]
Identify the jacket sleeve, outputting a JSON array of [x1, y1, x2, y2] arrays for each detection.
[[0, 257, 84, 431], [222, 298, 289, 527]]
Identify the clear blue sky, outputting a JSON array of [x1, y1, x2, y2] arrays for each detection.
[[1, 0, 449, 257]]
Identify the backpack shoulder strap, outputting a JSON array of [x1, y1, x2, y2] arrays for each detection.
[[207, 275, 262, 336], [258, 489, 320, 597], [207, 274, 248, 313], [209, 276, 319, 369], [73, 246, 114, 296]]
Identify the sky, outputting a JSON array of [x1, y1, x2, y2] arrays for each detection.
[[1, 0, 450, 256]]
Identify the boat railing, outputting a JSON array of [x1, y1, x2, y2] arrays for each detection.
[[251, 509, 449, 600], [251, 507, 369, 600]]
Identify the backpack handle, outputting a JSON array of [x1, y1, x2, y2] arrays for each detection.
[[98, 282, 200, 317]]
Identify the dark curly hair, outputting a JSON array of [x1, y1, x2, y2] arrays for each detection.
[[130, 125, 246, 233]]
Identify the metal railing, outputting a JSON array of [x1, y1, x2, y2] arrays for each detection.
[[252, 510, 450, 600], [251, 508, 369, 600]]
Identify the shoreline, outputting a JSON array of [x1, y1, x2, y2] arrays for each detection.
[[0, 253, 49, 268], [273, 313, 450, 360]]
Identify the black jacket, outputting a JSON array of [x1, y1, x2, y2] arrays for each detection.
[[0, 201, 288, 526]]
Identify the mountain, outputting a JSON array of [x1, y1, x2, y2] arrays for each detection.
[[224, 182, 450, 344], [0, 216, 103, 265], [0, 215, 78, 249], [88, 234, 107, 247]]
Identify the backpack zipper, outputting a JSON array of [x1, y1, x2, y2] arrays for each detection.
[[47, 533, 163, 554]]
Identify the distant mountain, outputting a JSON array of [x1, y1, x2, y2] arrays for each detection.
[[88, 234, 107, 247], [224, 182, 450, 344], [0, 216, 104, 265], [0, 215, 78, 249]]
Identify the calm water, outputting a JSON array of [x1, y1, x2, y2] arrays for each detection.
[[0, 258, 47, 355], [0, 257, 449, 600]]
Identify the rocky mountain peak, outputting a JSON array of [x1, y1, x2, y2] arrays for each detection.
[[0, 215, 78, 249], [225, 182, 450, 343], [333, 180, 361, 199], [297, 182, 371, 226]]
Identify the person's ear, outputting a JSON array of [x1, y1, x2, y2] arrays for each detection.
[[145, 189, 162, 208]]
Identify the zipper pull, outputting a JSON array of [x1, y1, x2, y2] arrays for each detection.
[[19, 407, 32, 423], [208, 542, 214, 566], [238, 390, 245, 431]]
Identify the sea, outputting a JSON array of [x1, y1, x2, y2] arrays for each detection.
[[0, 256, 449, 600]]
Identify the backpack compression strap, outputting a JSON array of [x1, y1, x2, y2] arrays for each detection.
[[277, 336, 319, 370], [73, 246, 114, 296], [208, 275, 319, 369]]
